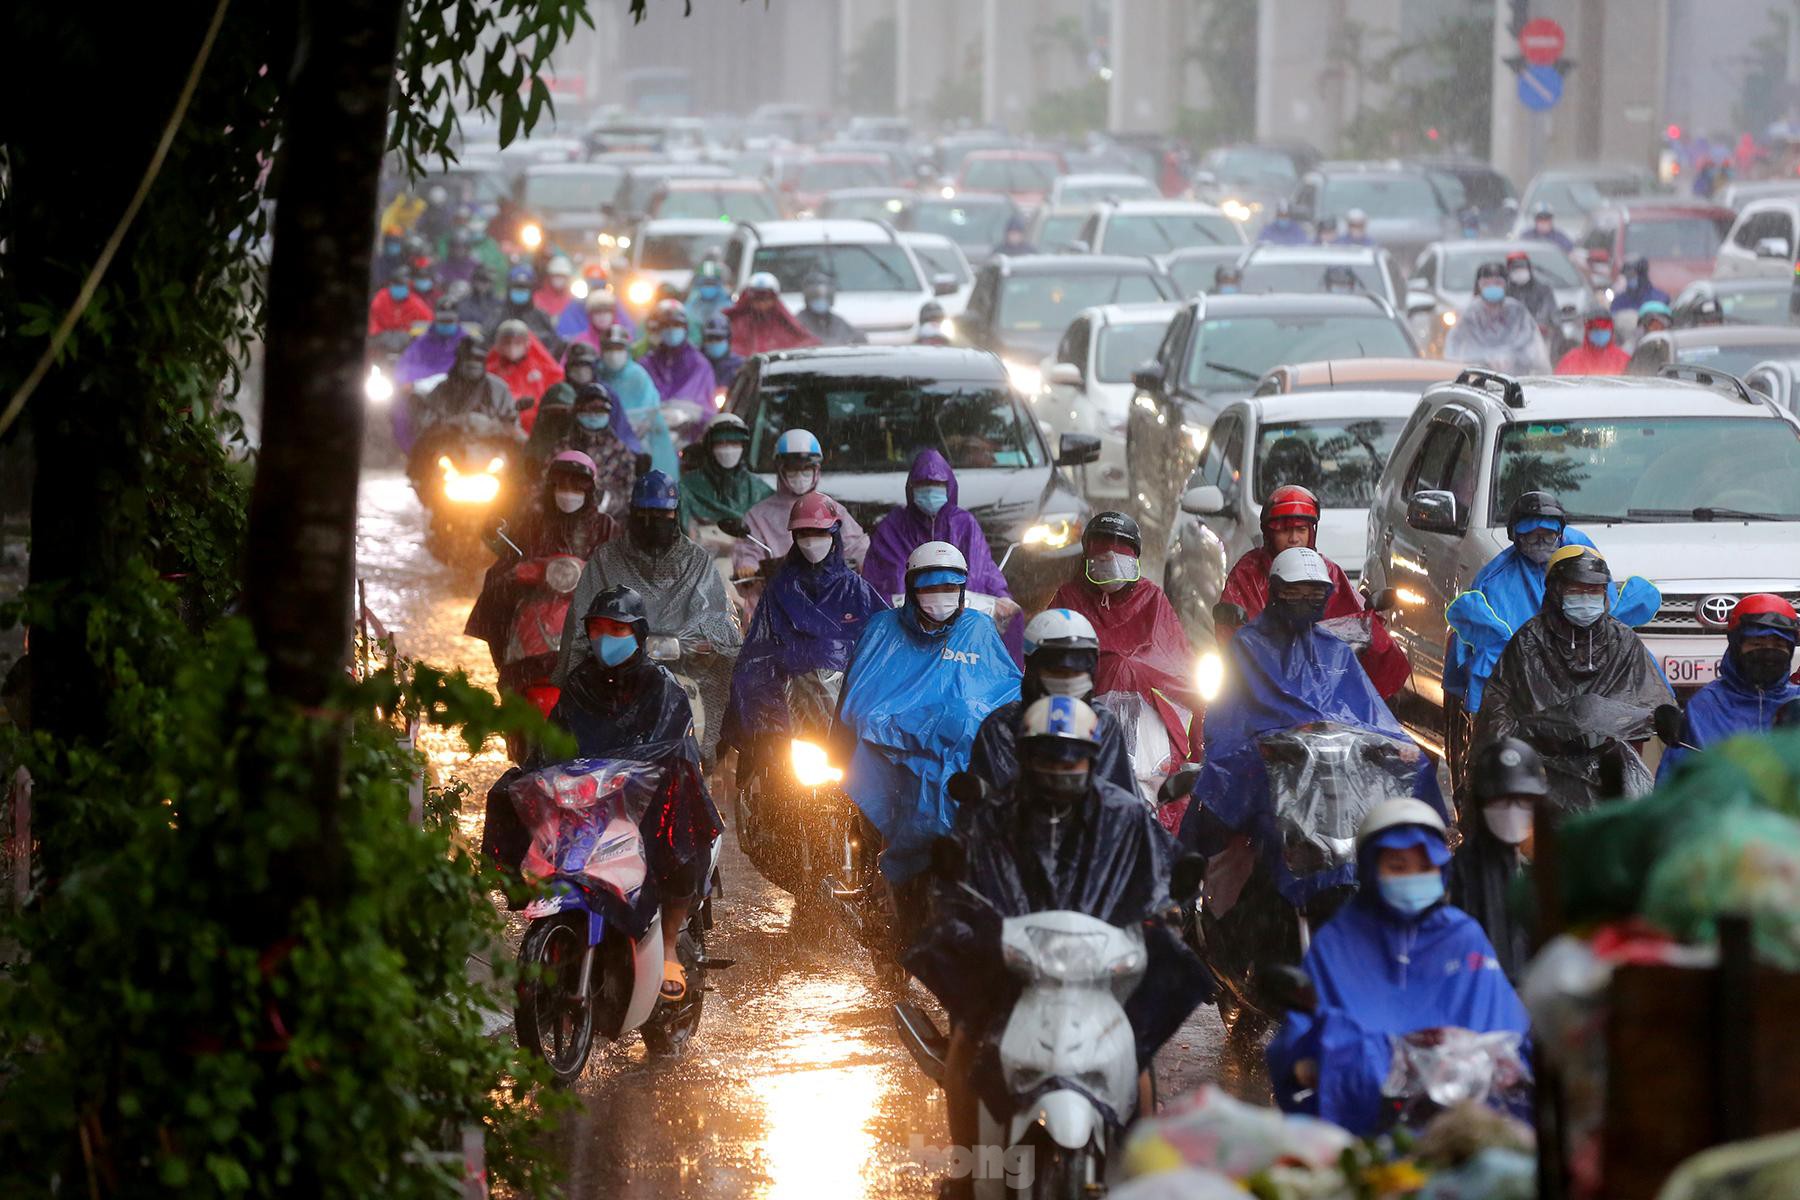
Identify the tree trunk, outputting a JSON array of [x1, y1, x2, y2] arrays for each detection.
[[246, 0, 407, 901]]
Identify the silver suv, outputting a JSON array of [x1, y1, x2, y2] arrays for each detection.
[[1361, 366, 1800, 731]]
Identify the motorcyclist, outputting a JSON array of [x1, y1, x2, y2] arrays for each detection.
[[1219, 484, 1409, 698], [532, 254, 578, 323], [1212, 263, 1244, 295], [639, 298, 718, 425], [413, 336, 518, 432], [460, 264, 503, 335], [1448, 738, 1545, 980], [676, 413, 771, 543], [1444, 261, 1551, 373], [795, 269, 868, 346], [1321, 265, 1359, 295], [597, 324, 677, 476], [1266, 799, 1530, 1136], [735, 429, 870, 578], [994, 214, 1037, 257], [862, 449, 1023, 660], [700, 313, 745, 392], [1609, 255, 1669, 317], [1457, 207, 1483, 239], [1329, 208, 1373, 247], [368, 264, 433, 336], [914, 300, 951, 346], [1687, 296, 1724, 328], [1504, 250, 1558, 334], [1257, 198, 1310, 245], [1656, 594, 1800, 783], [411, 267, 439, 306], [963, 608, 1137, 807], [723, 270, 820, 356], [1635, 299, 1674, 338], [486, 318, 564, 429], [548, 584, 723, 1003], [501, 263, 564, 354], [560, 382, 650, 519], [1555, 313, 1629, 375], [438, 227, 479, 288], [393, 300, 469, 390], [685, 259, 733, 341], [564, 290, 622, 354], [1523, 203, 1574, 253]]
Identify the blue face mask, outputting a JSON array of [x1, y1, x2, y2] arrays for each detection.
[[592, 633, 637, 667], [1562, 593, 1606, 627], [664, 327, 688, 348], [388, 285, 410, 302], [509, 287, 532, 305], [697, 283, 725, 300], [913, 485, 949, 516], [1481, 284, 1507, 303], [1378, 871, 1444, 917], [1217, 284, 1239, 295], [1589, 329, 1613, 347], [576, 412, 609, 431], [432, 319, 458, 336], [415, 277, 434, 294], [703, 338, 730, 360]]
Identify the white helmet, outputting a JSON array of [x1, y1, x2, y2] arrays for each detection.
[[1019, 694, 1101, 755], [1023, 608, 1099, 655], [905, 540, 969, 588], [775, 428, 822, 460], [747, 270, 781, 293], [546, 254, 574, 277], [1346, 207, 1368, 226], [1270, 546, 1331, 586], [1356, 798, 1448, 850]]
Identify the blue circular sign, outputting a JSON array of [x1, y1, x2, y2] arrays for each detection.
[[1518, 64, 1563, 112]]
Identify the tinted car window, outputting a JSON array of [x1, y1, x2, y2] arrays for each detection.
[[998, 272, 1169, 332], [1255, 417, 1406, 508], [1670, 339, 1800, 376], [1318, 175, 1446, 220], [821, 194, 912, 222], [638, 231, 731, 271], [908, 200, 1017, 250], [1057, 179, 1157, 206], [1183, 313, 1415, 392], [1101, 213, 1240, 254], [521, 169, 625, 211], [750, 243, 922, 293], [796, 160, 891, 190], [1441, 248, 1581, 290], [745, 380, 1047, 472], [1095, 321, 1172, 382], [654, 188, 778, 222], [909, 241, 969, 284], [963, 158, 1058, 192], [1202, 147, 1298, 191], [1036, 213, 1091, 249], [1239, 259, 1391, 299]]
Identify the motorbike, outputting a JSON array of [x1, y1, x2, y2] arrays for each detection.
[[408, 412, 521, 569], [644, 633, 713, 754], [482, 522, 585, 753], [732, 669, 844, 905], [508, 758, 727, 1083], [1513, 693, 1655, 815], [364, 323, 429, 462]]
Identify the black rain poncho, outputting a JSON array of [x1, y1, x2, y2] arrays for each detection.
[[1446, 827, 1532, 981], [960, 696, 1138, 821]]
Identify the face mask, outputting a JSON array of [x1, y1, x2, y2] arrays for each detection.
[[712, 443, 745, 470], [664, 327, 688, 348], [1481, 284, 1506, 304], [704, 338, 730, 359], [781, 468, 818, 496], [698, 282, 725, 300], [553, 489, 586, 514], [509, 287, 532, 305], [1271, 595, 1328, 631], [576, 412, 609, 431], [1589, 329, 1613, 348], [388, 285, 410, 302], [1517, 530, 1558, 566], [913, 485, 949, 516], [795, 536, 832, 564], [919, 322, 943, 340], [917, 592, 961, 623], [1483, 803, 1533, 846], [602, 350, 628, 372], [1509, 268, 1531, 286], [1026, 765, 1087, 808], [1561, 593, 1606, 627], [1741, 647, 1795, 689], [631, 514, 678, 554], [593, 633, 637, 667], [1086, 552, 1140, 593], [433, 319, 458, 336], [456, 359, 485, 381], [500, 342, 526, 363], [806, 295, 831, 315], [383, 240, 403, 258], [1378, 871, 1444, 917], [1039, 672, 1092, 698], [1217, 284, 1240, 295], [415, 278, 435, 295]]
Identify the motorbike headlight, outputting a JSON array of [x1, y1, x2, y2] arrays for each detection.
[[441, 466, 501, 504], [1441, 310, 1457, 328], [1021, 513, 1081, 551], [520, 221, 544, 250], [1220, 198, 1254, 223], [790, 738, 844, 787], [1196, 650, 1224, 703], [1005, 360, 1044, 396], [627, 277, 657, 308], [364, 364, 394, 406], [570, 277, 590, 301], [596, 232, 618, 249]]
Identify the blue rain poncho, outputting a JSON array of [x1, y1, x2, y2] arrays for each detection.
[[1655, 635, 1800, 783], [1267, 832, 1531, 1136], [596, 357, 677, 477], [836, 603, 1021, 884]]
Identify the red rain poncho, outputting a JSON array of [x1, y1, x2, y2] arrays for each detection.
[[722, 297, 819, 356], [1048, 574, 1198, 758], [367, 289, 433, 336], [486, 335, 565, 432], [1220, 547, 1410, 698]]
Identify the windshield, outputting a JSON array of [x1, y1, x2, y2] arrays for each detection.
[[637, 231, 731, 271], [654, 188, 778, 222], [1442, 248, 1583, 290], [1184, 314, 1414, 393], [1492, 417, 1800, 523], [750, 242, 922, 293], [963, 158, 1058, 192], [1166, 250, 1251, 296], [1096, 322, 1173, 383], [522, 169, 624, 211], [796, 160, 890, 190], [1240, 259, 1390, 299], [1707, 287, 1794, 325], [821, 194, 911, 222], [1203, 147, 1298, 191], [908, 242, 969, 284], [908, 201, 1016, 248], [1058, 179, 1156, 206], [1255, 417, 1406, 508], [746, 381, 1047, 472], [1319, 175, 1446, 221], [1672, 341, 1800, 376], [1101, 212, 1240, 254], [1036, 213, 1090, 250], [999, 272, 1168, 332], [620, 172, 726, 213], [1624, 215, 1731, 260]]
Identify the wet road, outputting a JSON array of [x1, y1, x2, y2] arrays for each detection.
[[355, 468, 1250, 1198]]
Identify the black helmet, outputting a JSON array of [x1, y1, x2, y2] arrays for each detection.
[[1546, 545, 1611, 588], [1214, 263, 1243, 287], [1506, 491, 1567, 539], [585, 585, 648, 641], [919, 300, 945, 323], [565, 342, 599, 369], [1471, 737, 1549, 801], [1083, 510, 1141, 555]]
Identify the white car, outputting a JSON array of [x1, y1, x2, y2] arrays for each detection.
[[1712, 194, 1800, 281], [719, 219, 954, 344], [1047, 172, 1159, 208], [1078, 199, 1247, 257], [1163, 389, 1422, 646], [898, 231, 975, 316], [1034, 302, 1180, 506], [624, 218, 735, 310]]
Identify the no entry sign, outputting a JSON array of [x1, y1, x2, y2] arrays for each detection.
[[1519, 17, 1566, 66]]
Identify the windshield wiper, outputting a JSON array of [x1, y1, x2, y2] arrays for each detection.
[[1627, 506, 1784, 522], [1161, 217, 1222, 246], [1201, 359, 1260, 383]]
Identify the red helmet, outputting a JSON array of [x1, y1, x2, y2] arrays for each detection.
[[787, 491, 839, 532], [1264, 484, 1321, 524], [1729, 593, 1799, 635]]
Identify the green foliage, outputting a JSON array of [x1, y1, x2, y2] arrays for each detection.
[[1029, 80, 1109, 141], [1332, 9, 1496, 159], [1176, 0, 1259, 149]]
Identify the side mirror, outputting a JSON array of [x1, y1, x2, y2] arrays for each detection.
[[1260, 963, 1318, 1015], [1406, 291, 1437, 317], [1169, 852, 1207, 903], [1056, 431, 1102, 467], [1131, 362, 1164, 394], [717, 516, 750, 538], [1405, 489, 1460, 534], [1065, 239, 1092, 254], [1158, 766, 1201, 811], [1212, 600, 1247, 634], [1367, 587, 1399, 613], [946, 770, 989, 807], [1653, 703, 1686, 748], [1756, 236, 1792, 260], [1181, 483, 1227, 516], [1048, 361, 1083, 388], [932, 273, 960, 297]]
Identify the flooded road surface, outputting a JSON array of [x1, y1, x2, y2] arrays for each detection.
[[356, 468, 1252, 1199]]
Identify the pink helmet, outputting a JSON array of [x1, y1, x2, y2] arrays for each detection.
[[549, 450, 597, 482], [787, 491, 838, 532]]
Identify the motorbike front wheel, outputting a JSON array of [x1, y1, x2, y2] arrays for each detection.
[[515, 913, 595, 1085], [1029, 1142, 1098, 1200]]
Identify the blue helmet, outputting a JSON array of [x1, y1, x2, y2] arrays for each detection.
[[507, 263, 536, 287], [630, 469, 680, 512], [775, 428, 822, 461]]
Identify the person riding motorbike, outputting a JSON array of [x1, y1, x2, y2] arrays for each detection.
[[676, 413, 771, 546], [795, 269, 867, 346], [1523, 203, 1574, 253], [639, 298, 718, 431], [563, 291, 620, 354], [915, 300, 950, 346], [685, 259, 733, 342], [486, 318, 564, 429], [994, 214, 1037, 257], [547, 584, 723, 1003], [501, 263, 563, 355], [1687, 296, 1725, 328], [532, 254, 577, 322], [724, 271, 820, 356], [412, 336, 518, 438], [862, 449, 1023, 661], [1504, 250, 1558, 335], [1656, 594, 1800, 783], [460, 264, 503, 334], [1218, 483, 1409, 698], [1444, 261, 1551, 373], [1555, 312, 1629, 375], [1213, 263, 1243, 294], [700, 313, 745, 392], [1257, 198, 1310, 245], [437, 226, 478, 287], [561, 341, 600, 391], [556, 382, 648, 519], [1329, 208, 1373, 247], [1266, 799, 1530, 1136], [1635, 299, 1674, 339], [734, 428, 870, 578], [1448, 738, 1544, 980], [393, 300, 468, 390], [1609, 255, 1670, 318], [521, 382, 577, 474], [553, 471, 743, 765], [597, 324, 677, 477], [368, 264, 433, 337]]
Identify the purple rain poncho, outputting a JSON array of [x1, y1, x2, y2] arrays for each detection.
[[393, 327, 467, 387], [640, 342, 718, 415]]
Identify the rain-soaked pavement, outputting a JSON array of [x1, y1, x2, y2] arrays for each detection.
[[355, 467, 1257, 1198]]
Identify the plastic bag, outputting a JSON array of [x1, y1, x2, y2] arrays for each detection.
[[1108, 1167, 1248, 1200], [1642, 807, 1800, 969], [507, 758, 664, 908], [1416, 1147, 1536, 1200], [1261, 723, 1422, 882], [1094, 690, 1179, 804], [1121, 1084, 1354, 1181], [1382, 1028, 1532, 1128]]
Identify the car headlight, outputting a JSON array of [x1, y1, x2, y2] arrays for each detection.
[[1181, 422, 1208, 454], [1441, 309, 1457, 328], [570, 277, 590, 301], [790, 738, 843, 787], [1005, 360, 1044, 396], [627, 277, 657, 308], [1196, 650, 1224, 703], [364, 364, 394, 406], [940, 185, 956, 199], [1021, 513, 1081, 550], [617, 235, 632, 250], [520, 222, 544, 250], [596, 232, 618, 249], [1220, 198, 1253, 223]]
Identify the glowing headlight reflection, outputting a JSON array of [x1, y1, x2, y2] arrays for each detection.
[[438, 454, 504, 504], [627, 277, 658, 307], [364, 364, 394, 406], [1441, 309, 1457, 328], [790, 738, 844, 787], [1220, 198, 1254, 223], [1022, 515, 1080, 550], [1196, 650, 1225, 703], [1181, 423, 1209, 454], [570, 278, 590, 301], [1005, 360, 1044, 396], [520, 222, 544, 250]]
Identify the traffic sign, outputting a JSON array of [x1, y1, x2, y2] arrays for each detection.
[[1517, 64, 1563, 112], [1519, 17, 1566, 66]]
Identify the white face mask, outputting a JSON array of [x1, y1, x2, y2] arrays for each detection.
[[917, 593, 961, 623], [602, 350, 628, 371], [919, 322, 943, 340], [781, 467, 819, 496], [500, 341, 527, 363], [712, 443, 745, 470], [1509, 268, 1531, 285], [795, 536, 832, 564], [553, 489, 586, 514], [1483, 802, 1533, 846], [1040, 672, 1092, 698]]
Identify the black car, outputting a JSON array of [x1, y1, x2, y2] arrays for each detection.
[[1292, 164, 1458, 267], [1408, 156, 1519, 236], [723, 345, 1100, 606]]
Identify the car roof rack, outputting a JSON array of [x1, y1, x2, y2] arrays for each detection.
[[1657, 362, 1757, 404], [1454, 367, 1526, 408]]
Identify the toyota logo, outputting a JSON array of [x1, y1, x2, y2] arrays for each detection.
[[1695, 595, 1737, 629]]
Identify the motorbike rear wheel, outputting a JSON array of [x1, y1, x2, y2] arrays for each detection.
[[515, 913, 595, 1085], [641, 921, 706, 1057]]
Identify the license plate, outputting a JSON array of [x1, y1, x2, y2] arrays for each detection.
[[1663, 655, 1719, 687], [523, 895, 565, 919]]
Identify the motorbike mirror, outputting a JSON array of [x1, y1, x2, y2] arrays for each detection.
[[1367, 587, 1399, 614], [929, 836, 966, 882], [1653, 703, 1685, 748], [946, 770, 989, 808], [1212, 601, 1248, 633], [716, 516, 750, 538], [515, 394, 534, 412], [1169, 853, 1207, 903], [1158, 765, 1200, 809], [1260, 963, 1319, 1015]]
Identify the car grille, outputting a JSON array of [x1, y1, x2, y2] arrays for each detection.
[[1641, 590, 1800, 635]]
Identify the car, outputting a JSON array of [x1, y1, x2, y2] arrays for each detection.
[[902, 193, 1021, 266], [845, 115, 912, 143], [816, 188, 917, 224], [1077, 199, 1246, 257], [1715, 179, 1800, 212], [1028, 204, 1099, 254], [725, 344, 1099, 606], [1625, 325, 1800, 378], [624, 219, 736, 309], [817, 139, 924, 185], [1744, 357, 1800, 413], [644, 176, 780, 224], [897, 231, 975, 315], [1403, 239, 1594, 355], [1163, 389, 1422, 645], [1514, 164, 1659, 237], [1572, 200, 1733, 296], [1125, 292, 1419, 567], [1046, 172, 1159, 208], [1670, 278, 1796, 328], [1712, 194, 1800, 280], [719, 218, 951, 344], [1158, 245, 1257, 298], [1361, 367, 1800, 725], [776, 154, 896, 216], [1191, 142, 1318, 232], [613, 163, 734, 223], [1410, 157, 1519, 236], [953, 253, 1179, 394], [1234, 243, 1407, 308], [1291, 164, 1457, 266], [512, 162, 630, 254], [1034, 302, 1182, 506], [931, 132, 1028, 177], [953, 150, 1066, 213], [1250, 357, 1467, 397]]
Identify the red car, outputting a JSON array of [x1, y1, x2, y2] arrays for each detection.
[[953, 150, 1066, 213], [1575, 200, 1735, 297]]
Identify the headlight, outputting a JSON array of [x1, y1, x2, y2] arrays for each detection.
[[439, 455, 503, 504], [790, 738, 843, 787], [544, 556, 583, 594], [627, 277, 657, 307], [1196, 650, 1224, 703], [1441, 310, 1457, 328], [1005, 360, 1044, 396], [364, 364, 394, 405], [941, 316, 958, 341], [520, 222, 544, 250], [939, 185, 956, 199], [570, 277, 590, 301], [1220, 198, 1253, 223], [596, 232, 617, 249], [617, 235, 632, 250], [1021, 513, 1081, 550]]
